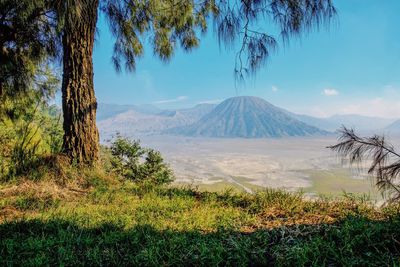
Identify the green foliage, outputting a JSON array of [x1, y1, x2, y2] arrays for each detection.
[[2, 0, 337, 85], [102, 0, 218, 72], [215, 0, 336, 79], [0, 0, 58, 96], [0, 65, 62, 180], [100, 0, 337, 80], [110, 136, 174, 186], [13, 194, 60, 211], [101, 0, 336, 79], [0, 102, 63, 180]]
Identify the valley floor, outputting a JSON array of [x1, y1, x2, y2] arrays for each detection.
[[1, 176, 399, 266], [127, 135, 387, 199]]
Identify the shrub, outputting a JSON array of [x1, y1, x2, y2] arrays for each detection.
[[0, 102, 63, 180], [0, 66, 62, 180], [110, 135, 174, 186]]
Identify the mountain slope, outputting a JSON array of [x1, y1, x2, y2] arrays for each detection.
[[97, 103, 162, 121], [385, 119, 400, 133], [291, 113, 395, 132], [98, 103, 217, 138], [168, 96, 328, 138]]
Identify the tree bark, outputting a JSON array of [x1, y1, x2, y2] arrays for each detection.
[[61, 0, 99, 164], [0, 81, 3, 99]]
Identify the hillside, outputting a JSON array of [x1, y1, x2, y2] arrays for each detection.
[[98, 103, 216, 139], [0, 175, 399, 266], [169, 96, 327, 137], [0, 134, 399, 266]]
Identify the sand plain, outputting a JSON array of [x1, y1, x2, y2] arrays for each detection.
[[123, 134, 400, 199]]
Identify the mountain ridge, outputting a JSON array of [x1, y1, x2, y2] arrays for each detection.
[[97, 97, 396, 139], [290, 113, 395, 132]]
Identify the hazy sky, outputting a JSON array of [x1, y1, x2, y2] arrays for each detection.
[[93, 0, 400, 118]]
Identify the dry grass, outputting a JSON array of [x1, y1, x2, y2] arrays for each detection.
[[0, 154, 117, 222], [0, 162, 399, 266]]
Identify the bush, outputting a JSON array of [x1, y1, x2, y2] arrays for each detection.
[[0, 101, 63, 180], [0, 66, 62, 180], [110, 136, 174, 186]]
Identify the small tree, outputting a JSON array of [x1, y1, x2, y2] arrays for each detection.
[[110, 136, 174, 185], [329, 127, 400, 203]]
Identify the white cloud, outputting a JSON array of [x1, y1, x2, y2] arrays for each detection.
[[339, 97, 400, 118], [153, 96, 188, 104], [295, 97, 400, 119], [285, 85, 400, 119], [197, 99, 222, 104], [271, 86, 278, 92], [322, 88, 339, 96]]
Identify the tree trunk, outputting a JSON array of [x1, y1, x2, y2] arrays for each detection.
[[61, 0, 99, 164], [0, 81, 3, 99]]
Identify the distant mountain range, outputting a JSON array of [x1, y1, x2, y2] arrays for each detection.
[[97, 96, 397, 139], [97, 103, 162, 121], [98, 103, 216, 139], [289, 113, 395, 132]]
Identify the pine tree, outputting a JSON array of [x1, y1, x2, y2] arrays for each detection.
[[0, 0, 58, 98], [3, 0, 336, 164]]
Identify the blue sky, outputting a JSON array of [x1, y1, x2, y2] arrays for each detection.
[[93, 0, 400, 118]]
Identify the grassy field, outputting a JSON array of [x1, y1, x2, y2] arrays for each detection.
[[1, 171, 400, 266], [192, 176, 264, 193], [177, 169, 380, 199], [306, 169, 380, 199]]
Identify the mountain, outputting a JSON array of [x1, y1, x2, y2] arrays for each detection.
[[98, 103, 217, 139], [98, 97, 393, 139], [174, 103, 217, 120], [97, 103, 162, 121], [385, 119, 400, 133], [167, 96, 328, 138], [291, 113, 395, 132]]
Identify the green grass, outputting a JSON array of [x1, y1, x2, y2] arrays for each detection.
[[306, 169, 380, 199], [178, 180, 244, 193], [176, 176, 267, 193], [1, 176, 400, 266]]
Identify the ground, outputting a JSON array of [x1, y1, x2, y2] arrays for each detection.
[[1, 172, 399, 266], [130, 135, 387, 199]]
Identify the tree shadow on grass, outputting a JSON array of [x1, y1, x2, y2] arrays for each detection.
[[1, 215, 399, 266]]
